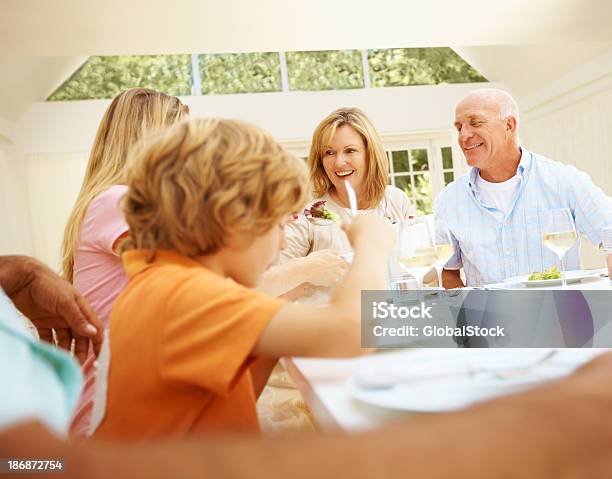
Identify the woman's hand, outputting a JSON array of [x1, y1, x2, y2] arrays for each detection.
[[299, 249, 349, 287]]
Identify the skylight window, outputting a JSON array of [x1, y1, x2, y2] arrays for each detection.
[[47, 48, 487, 100]]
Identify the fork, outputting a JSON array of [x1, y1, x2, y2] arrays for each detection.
[[490, 349, 557, 379]]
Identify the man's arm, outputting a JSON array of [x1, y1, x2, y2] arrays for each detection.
[[442, 268, 465, 288], [567, 165, 612, 246], [3, 353, 612, 479], [0, 255, 40, 296], [434, 192, 465, 288], [0, 255, 103, 362]]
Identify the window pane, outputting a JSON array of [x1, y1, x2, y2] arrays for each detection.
[[415, 197, 434, 216], [286, 50, 364, 91], [441, 146, 453, 169], [367, 47, 487, 88], [48, 55, 192, 101], [413, 173, 431, 196], [412, 173, 433, 216], [391, 150, 409, 173], [199, 52, 281, 94], [411, 149, 429, 171], [444, 171, 454, 185], [393, 175, 412, 194]]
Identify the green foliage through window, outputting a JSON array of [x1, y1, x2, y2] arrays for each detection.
[[400, 174, 434, 216], [368, 48, 486, 87], [441, 146, 454, 169], [47, 48, 486, 100], [47, 55, 192, 101], [286, 50, 364, 91], [391, 151, 409, 173], [411, 149, 429, 171], [199, 53, 281, 94]]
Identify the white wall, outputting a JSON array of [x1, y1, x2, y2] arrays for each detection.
[[0, 118, 33, 258], [520, 50, 612, 268], [521, 90, 612, 196], [14, 82, 489, 152]]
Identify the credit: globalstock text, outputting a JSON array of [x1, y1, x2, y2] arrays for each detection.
[[370, 301, 505, 338]]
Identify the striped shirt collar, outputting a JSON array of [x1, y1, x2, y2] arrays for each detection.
[[468, 146, 531, 191], [467, 147, 532, 216]]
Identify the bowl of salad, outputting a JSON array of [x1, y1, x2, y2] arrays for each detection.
[[304, 200, 339, 226]]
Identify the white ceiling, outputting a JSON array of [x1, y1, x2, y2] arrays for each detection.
[[0, 56, 86, 121], [0, 0, 611, 122], [1, 0, 611, 55], [454, 43, 612, 97]]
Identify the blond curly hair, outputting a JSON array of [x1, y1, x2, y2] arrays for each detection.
[[122, 118, 309, 259]]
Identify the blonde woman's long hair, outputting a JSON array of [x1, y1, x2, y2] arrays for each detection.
[[308, 107, 389, 208], [61, 87, 189, 282]]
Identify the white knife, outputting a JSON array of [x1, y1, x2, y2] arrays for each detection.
[[344, 180, 357, 218]]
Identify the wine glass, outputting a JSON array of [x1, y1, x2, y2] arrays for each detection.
[[305, 215, 336, 248], [397, 218, 437, 289], [542, 208, 577, 287], [432, 218, 454, 289]]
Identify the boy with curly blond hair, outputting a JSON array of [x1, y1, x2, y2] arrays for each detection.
[[94, 118, 394, 440]]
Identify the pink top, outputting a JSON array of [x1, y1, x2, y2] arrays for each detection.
[[71, 185, 129, 438], [73, 185, 129, 327]]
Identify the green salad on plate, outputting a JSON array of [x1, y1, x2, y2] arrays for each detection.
[[528, 266, 561, 281]]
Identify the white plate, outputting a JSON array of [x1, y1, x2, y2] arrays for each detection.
[[504, 270, 601, 287], [348, 349, 597, 412]]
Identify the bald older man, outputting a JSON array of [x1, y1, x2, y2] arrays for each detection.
[[436, 88, 612, 287]]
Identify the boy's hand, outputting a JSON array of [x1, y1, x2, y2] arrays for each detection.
[[342, 214, 395, 252], [300, 249, 348, 287]]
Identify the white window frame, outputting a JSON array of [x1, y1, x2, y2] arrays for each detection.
[[382, 130, 466, 202]]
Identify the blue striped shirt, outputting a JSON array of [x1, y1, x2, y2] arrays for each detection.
[[435, 148, 612, 286]]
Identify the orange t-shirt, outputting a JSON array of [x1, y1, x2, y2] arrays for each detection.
[[94, 249, 286, 441]]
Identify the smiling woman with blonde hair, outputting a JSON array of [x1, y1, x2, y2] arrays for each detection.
[[269, 107, 413, 303], [256, 108, 414, 433], [61, 87, 188, 437], [309, 107, 390, 209]]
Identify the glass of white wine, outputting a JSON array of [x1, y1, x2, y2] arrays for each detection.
[[542, 208, 578, 287], [397, 218, 437, 289], [433, 219, 454, 289]]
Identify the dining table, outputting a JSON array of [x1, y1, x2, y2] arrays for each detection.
[[284, 270, 611, 432]]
